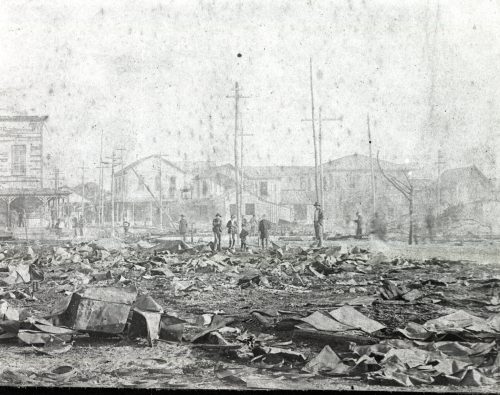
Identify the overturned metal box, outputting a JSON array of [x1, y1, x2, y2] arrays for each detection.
[[54, 286, 137, 334]]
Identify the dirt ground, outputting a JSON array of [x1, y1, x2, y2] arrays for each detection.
[[0, 237, 499, 391]]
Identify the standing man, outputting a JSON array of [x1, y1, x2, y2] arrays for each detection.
[[18, 209, 25, 227], [78, 215, 85, 236], [258, 214, 270, 249], [425, 209, 435, 242], [313, 202, 324, 247], [226, 214, 238, 250], [212, 213, 222, 252], [240, 223, 249, 251], [179, 214, 188, 242], [123, 219, 130, 235], [354, 211, 363, 239], [250, 214, 257, 237], [71, 216, 78, 237]]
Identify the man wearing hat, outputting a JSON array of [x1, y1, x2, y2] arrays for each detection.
[[313, 202, 324, 247], [212, 213, 222, 251], [179, 214, 188, 242], [226, 214, 238, 249]]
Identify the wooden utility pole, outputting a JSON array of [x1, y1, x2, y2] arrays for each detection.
[[158, 153, 163, 230], [436, 149, 444, 212], [98, 130, 104, 226], [97, 161, 110, 227], [78, 162, 87, 218], [318, 107, 342, 213], [239, 108, 253, 222], [226, 82, 250, 240], [110, 152, 116, 236], [309, 58, 319, 203], [115, 148, 126, 222], [367, 114, 376, 217], [54, 168, 60, 219]]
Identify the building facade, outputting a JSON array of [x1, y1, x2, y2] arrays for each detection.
[[0, 115, 69, 230]]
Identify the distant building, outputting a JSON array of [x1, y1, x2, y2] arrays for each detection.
[[440, 165, 496, 207], [438, 165, 498, 236], [319, 153, 413, 232], [113, 155, 193, 227], [0, 115, 69, 229]]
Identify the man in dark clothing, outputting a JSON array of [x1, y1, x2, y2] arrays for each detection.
[[313, 202, 324, 247], [71, 216, 78, 237], [179, 214, 188, 242], [78, 215, 85, 236], [226, 215, 238, 249], [425, 210, 435, 242], [250, 214, 257, 237], [18, 210, 25, 227], [354, 211, 363, 239], [240, 225, 249, 251], [371, 212, 387, 241], [212, 213, 222, 251], [258, 215, 271, 249], [123, 219, 130, 235]]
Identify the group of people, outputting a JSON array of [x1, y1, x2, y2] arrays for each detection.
[[177, 213, 271, 252], [211, 213, 271, 252], [176, 201, 436, 252]]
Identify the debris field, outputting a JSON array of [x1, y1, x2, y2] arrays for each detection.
[[0, 237, 499, 390]]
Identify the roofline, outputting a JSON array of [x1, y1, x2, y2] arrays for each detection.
[[0, 115, 48, 122], [441, 165, 492, 185], [115, 154, 187, 176], [323, 153, 410, 169]]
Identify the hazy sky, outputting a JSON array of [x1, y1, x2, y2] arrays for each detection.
[[0, 0, 498, 185]]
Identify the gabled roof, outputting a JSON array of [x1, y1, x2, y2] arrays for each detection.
[[323, 153, 412, 171], [0, 115, 48, 122], [440, 165, 493, 188], [115, 155, 186, 176]]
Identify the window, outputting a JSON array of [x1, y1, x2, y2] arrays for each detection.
[[11, 145, 26, 176], [300, 177, 306, 190], [260, 181, 268, 197], [202, 181, 208, 196], [229, 204, 236, 216], [199, 205, 208, 216], [245, 203, 255, 215], [169, 176, 176, 197]]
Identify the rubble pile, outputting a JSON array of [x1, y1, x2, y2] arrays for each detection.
[[0, 238, 498, 389]]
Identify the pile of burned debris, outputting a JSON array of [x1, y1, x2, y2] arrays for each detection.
[[0, 238, 498, 389]]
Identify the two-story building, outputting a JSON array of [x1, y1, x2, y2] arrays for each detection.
[[113, 155, 193, 227], [0, 115, 69, 230]]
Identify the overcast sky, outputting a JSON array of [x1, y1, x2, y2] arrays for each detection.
[[0, 0, 498, 185]]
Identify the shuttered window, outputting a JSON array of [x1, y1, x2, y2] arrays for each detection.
[[12, 145, 26, 176]]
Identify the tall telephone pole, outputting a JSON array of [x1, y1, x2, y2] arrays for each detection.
[[78, 162, 87, 218], [97, 161, 110, 227], [158, 153, 163, 230], [318, 106, 342, 212], [54, 167, 60, 219], [226, 82, 250, 239], [367, 114, 376, 217], [239, 109, 253, 221], [436, 149, 445, 211], [115, 148, 126, 222], [98, 130, 104, 226], [309, 58, 319, 203], [110, 152, 116, 236]]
